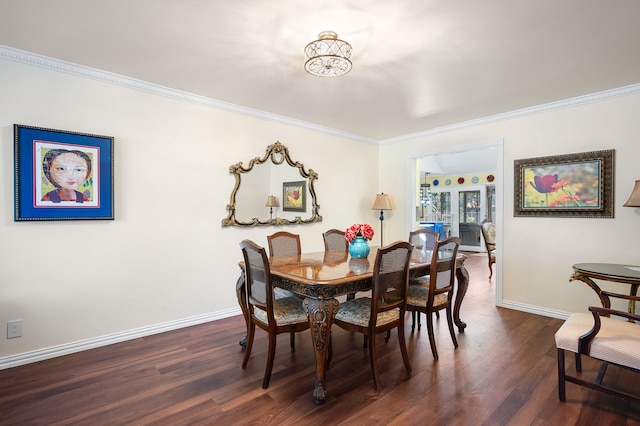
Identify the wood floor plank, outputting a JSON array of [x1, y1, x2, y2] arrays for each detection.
[[2, 252, 640, 425]]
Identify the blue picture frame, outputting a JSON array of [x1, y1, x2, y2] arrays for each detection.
[[14, 124, 114, 221]]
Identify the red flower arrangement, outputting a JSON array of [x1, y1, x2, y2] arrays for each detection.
[[344, 223, 375, 243]]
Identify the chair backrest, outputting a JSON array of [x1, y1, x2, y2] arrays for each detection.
[[409, 228, 439, 252], [370, 241, 414, 325], [481, 221, 496, 252], [323, 229, 347, 252], [267, 231, 301, 257], [427, 236, 460, 302], [240, 239, 275, 323]]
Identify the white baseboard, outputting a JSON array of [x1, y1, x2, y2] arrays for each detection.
[[0, 307, 242, 370], [498, 299, 570, 320], [0, 301, 568, 370]]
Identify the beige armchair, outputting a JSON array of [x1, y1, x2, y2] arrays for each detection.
[[555, 291, 640, 404]]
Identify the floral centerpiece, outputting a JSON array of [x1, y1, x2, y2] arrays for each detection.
[[345, 223, 374, 259], [344, 223, 374, 242]]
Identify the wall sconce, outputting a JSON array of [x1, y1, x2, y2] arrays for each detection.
[[623, 180, 640, 207], [265, 195, 279, 219], [372, 193, 392, 246]]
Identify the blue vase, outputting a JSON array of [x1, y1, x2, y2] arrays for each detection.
[[349, 236, 370, 259]]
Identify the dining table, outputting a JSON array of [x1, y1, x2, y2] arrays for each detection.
[[236, 246, 469, 404]]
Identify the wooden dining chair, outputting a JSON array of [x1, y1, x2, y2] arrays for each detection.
[[409, 228, 439, 253], [267, 231, 301, 257], [333, 240, 414, 391], [239, 239, 310, 389], [480, 220, 496, 279], [322, 229, 347, 252], [407, 228, 440, 329], [406, 236, 460, 360]]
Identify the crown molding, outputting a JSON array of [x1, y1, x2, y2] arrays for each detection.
[[2, 45, 638, 146], [381, 82, 640, 145], [0, 45, 377, 145]]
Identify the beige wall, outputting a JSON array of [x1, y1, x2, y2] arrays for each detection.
[[379, 92, 640, 316], [0, 57, 379, 364], [2, 52, 640, 367]]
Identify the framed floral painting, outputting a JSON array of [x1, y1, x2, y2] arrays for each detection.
[[14, 124, 115, 221], [514, 149, 614, 218], [282, 180, 306, 212]]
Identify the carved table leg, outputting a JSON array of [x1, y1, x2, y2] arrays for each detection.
[[236, 267, 249, 349], [454, 263, 470, 332], [303, 297, 340, 405]]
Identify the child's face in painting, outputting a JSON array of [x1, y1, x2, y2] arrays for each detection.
[[50, 152, 89, 190]]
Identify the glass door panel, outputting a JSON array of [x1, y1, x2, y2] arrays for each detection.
[[458, 190, 481, 248]]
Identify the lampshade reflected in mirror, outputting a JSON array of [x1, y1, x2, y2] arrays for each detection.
[[265, 195, 279, 219]]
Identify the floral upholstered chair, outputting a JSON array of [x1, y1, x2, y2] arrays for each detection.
[[332, 241, 414, 391], [407, 228, 440, 330], [322, 228, 347, 252], [239, 239, 309, 389], [406, 236, 460, 360], [480, 220, 496, 279], [267, 231, 301, 257]]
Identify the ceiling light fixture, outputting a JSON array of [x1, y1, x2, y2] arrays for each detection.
[[304, 31, 352, 77]]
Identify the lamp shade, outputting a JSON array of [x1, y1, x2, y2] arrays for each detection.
[[372, 193, 392, 210], [623, 180, 640, 207], [265, 195, 279, 207]]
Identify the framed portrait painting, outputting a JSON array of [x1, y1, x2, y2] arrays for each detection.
[[14, 124, 115, 221], [282, 180, 306, 212], [514, 149, 614, 218]]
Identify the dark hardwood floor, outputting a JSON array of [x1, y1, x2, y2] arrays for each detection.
[[2, 253, 640, 425]]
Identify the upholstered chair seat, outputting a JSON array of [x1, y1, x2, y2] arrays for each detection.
[[335, 297, 400, 328], [253, 296, 309, 326], [555, 290, 640, 404]]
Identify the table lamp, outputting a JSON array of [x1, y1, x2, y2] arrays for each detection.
[[265, 195, 279, 219], [372, 193, 392, 246], [623, 180, 640, 207]]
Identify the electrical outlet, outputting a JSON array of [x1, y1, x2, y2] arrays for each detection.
[[7, 320, 22, 339]]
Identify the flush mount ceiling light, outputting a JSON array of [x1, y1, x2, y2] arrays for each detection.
[[304, 31, 352, 77]]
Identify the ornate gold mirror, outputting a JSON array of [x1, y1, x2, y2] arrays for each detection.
[[222, 141, 322, 227]]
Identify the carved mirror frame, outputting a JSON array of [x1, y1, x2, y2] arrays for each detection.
[[222, 141, 322, 227]]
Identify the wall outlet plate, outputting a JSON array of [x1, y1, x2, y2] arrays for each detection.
[[7, 320, 22, 339]]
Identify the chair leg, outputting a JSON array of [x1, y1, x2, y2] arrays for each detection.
[[242, 322, 255, 369], [446, 306, 458, 348], [596, 361, 609, 385], [574, 353, 582, 372], [426, 309, 438, 360], [557, 348, 566, 402], [368, 332, 382, 391], [397, 322, 412, 375], [384, 330, 391, 342], [290, 331, 295, 351], [411, 311, 416, 331], [262, 332, 277, 389]]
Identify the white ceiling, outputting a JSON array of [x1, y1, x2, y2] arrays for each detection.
[[1, 0, 639, 143]]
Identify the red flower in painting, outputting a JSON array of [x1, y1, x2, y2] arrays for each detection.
[[345, 223, 375, 243], [531, 174, 559, 193]]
